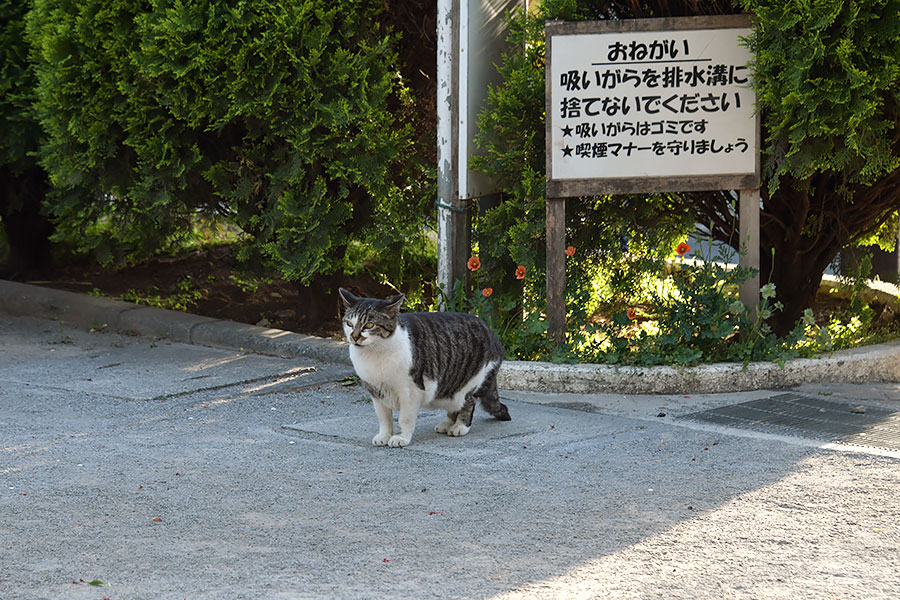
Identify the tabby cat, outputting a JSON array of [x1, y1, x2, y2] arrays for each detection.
[[338, 288, 511, 447]]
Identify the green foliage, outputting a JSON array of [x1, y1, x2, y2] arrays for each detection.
[[0, 0, 41, 174], [26, 0, 431, 282], [91, 275, 207, 312], [742, 0, 900, 192], [570, 241, 801, 367]]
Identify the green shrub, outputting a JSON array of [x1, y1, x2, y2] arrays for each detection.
[[1, 0, 56, 275], [742, 0, 900, 192], [0, 0, 38, 173], [471, 0, 695, 295], [584, 243, 804, 367], [26, 0, 431, 282]]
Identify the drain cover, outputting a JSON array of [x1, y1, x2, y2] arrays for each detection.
[[679, 393, 900, 451]]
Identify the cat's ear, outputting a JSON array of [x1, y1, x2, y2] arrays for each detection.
[[338, 287, 358, 308], [383, 293, 405, 314]]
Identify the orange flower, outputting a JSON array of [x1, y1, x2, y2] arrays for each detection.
[[515, 265, 526, 280], [565, 245, 576, 257], [676, 242, 690, 256], [467, 256, 481, 271], [626, 308, 637, 320], [482, 287, 493, 297]]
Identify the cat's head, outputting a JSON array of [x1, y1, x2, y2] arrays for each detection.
[[338, 287, 405, 347]]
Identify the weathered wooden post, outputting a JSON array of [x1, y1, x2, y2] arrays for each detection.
[[739, 187, 761, 321], [546, 197, 566, 344]]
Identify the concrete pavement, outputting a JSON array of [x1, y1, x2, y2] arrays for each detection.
[[2, 307, 899, 599]]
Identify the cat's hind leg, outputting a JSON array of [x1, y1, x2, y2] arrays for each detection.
[[477, 370, 511, 421]]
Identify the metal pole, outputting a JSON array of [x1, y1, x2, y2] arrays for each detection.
[[436, 0, 469, 307]]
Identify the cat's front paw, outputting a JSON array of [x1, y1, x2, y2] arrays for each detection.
[[447, 423, 470, 437], [434, 418, 454, 434], [372, 432, 392, 446], [387, 434, 411, 448]]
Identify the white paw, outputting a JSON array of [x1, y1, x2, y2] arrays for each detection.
[[434, 419, 454, 434], [388, 434, 411, 448], [447, 423, 470, 437], [372, 432, 392, 446]]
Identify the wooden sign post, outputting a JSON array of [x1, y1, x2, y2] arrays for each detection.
[[545, 15, 761, 343]]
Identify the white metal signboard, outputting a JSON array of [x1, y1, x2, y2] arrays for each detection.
[[546, 15, 759, 195]]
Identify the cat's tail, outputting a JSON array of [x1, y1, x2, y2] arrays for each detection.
[[478, 368, 511, 421]]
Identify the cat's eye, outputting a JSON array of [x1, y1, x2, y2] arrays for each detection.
[[363, 322, 376, 330]]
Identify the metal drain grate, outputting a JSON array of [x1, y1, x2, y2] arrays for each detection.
[[679, 393, 900, 451]]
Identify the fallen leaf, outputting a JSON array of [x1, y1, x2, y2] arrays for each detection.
[[152, 517, 162, 522]]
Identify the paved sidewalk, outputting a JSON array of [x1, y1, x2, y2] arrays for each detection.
[[2, 313, 899, 599]]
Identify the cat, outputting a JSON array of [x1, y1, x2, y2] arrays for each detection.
[[338, 287, 511, 447]]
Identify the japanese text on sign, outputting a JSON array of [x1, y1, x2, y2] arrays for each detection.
[[549, 26, 756, 181]]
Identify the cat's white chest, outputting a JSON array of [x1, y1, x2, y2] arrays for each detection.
[[348, 326, 413, 392]]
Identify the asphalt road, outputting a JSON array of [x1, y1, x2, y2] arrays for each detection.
[[2, 314, 899, 599]]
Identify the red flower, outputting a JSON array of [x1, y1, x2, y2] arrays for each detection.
[[565, 245, 576, 257], [482, 287, 493, 297], [467, 256, 481, 271], [626, 308, 637, 320], [676, 242, 690, 256], [515, 265, 526, 280]]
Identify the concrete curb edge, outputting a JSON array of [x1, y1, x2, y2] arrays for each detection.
[[3, 278, 900, 394]]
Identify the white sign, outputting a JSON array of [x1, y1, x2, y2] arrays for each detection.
[[547, 18, 757, 191]]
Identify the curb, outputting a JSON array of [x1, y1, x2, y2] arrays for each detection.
[[0, 279, 349, 366], [3, 278, 900, 394]]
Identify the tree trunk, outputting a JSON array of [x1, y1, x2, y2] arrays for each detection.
[[694, 169, 900, 337]]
